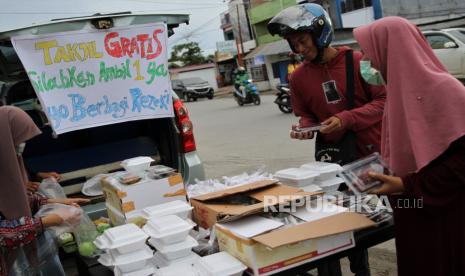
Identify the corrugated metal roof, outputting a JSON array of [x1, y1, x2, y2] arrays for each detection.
[[244, 39, 290, 59], [169, 63, 215, 73], [244, 38, 358, 59]]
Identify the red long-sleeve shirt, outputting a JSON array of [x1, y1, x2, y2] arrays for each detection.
[[289, 47, 386, 157]]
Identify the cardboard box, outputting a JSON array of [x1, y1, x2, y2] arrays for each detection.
[[190, 179, 375, 275], [216, 211, 374, 276], [102, 172, 186, 225], [190, 180, 317, 229]]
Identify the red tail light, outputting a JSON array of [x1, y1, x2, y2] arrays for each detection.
[[173, 99, 196, 153]]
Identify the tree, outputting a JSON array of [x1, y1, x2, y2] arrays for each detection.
[[169, 42, 207, 66]]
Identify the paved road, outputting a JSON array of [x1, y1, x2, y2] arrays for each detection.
[[186, 93, 315, 179], [185, 94, 398, 276]]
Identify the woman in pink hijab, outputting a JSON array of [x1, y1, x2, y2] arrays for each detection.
[[353, 17, 465, 275], [0, 106, 87, 275]]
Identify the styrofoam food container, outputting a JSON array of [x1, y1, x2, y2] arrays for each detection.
[[194, 252, 247, 276], [301, 162, 343, 181], [149, 235, 198, 260], [143, 215, 194, 244], [317, 177, 345, 193], [94, 223, 148, 254], [274, 168, 319, 187], [154, 263, 198, 276], [121, 156, 154, 173], [153, 251, 200, 268], [301, 184, 323, 193], [98, 246, 153, 272], [114, 259, 156, 276], [142, 200, 193, 219]]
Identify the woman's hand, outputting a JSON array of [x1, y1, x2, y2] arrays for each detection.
[[367, 172, 405, 195], [41, 207, 82, 227], [37, 172, 61, 181], [320, 116, 343, 134], [48, 198, 90, 207], [26, 181, 40, 192], [41, 214, 64, 227]]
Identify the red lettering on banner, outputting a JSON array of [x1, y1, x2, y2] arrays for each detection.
[[146, 29, 163, 60], [104, 32, 122, 57], [103, 28, 164, 60]]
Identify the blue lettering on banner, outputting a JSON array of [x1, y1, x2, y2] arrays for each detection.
[[130, 88, 170, 112], [45, 88, 170, 129], [47, 104, 69, 128]]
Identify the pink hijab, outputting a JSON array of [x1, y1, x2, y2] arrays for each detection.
[[354, 17, 465, 177], [0, 106, 41, 219]]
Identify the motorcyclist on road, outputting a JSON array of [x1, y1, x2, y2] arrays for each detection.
[[234, 67, 249, 98]]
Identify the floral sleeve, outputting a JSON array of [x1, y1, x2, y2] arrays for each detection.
[[0, 215, 44, 249], [28, 193, 48, 214]]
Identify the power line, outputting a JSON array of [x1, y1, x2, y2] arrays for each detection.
[[169, 13, 222, 46]]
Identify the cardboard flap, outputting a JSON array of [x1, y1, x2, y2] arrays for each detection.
[[249, 184, 302, 202], [252, 212, 375, 248], [192, 179, 278, 201], [207, 203, 263, 216]]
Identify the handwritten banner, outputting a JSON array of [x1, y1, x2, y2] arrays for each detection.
[[12, 23, 173, 135]]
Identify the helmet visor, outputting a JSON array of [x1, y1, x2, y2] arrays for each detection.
[[268, 5, 318, 36]]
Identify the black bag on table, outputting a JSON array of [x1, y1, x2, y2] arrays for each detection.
[[315, 50, 358, 166]]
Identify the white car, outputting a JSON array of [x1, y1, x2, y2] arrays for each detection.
[[423, 28, 465, 80]]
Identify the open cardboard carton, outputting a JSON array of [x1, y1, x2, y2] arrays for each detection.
[[102, 172, 186, 226], [190, 180, 375, 276]]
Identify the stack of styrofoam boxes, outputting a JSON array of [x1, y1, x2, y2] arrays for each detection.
[[94, 223, 155, 276], [154, 251, 247, 276], [274, 167, 320, 190], [141, 200, 200, 268], [274, 162, 343, 193], [194, 252, 247, 276], [300, 162, 343, 193]]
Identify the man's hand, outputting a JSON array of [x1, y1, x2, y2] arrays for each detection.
[[48, 198, 90, 207], [290, 124, 315, 140], [26, 181, 40, 192], [367, 172, 405, 195], [320, 116, 343, 134]]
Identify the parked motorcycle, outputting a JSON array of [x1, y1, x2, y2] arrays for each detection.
[[233, 79, 260, 106], [274, 83, 292, 113]]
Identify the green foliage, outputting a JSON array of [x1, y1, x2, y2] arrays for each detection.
[[169, 42, 207, 66]]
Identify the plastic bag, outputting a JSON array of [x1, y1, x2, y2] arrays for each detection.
[[82, 174, 107, 196], [35, 203, 83, 236], [187, 166, 274, 198], [38, 177, 66, 199], [192, 227, 219, 257], [74, 213, 100, 257]]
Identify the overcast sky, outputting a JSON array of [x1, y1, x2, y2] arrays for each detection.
[[160, 0, 229, 56]]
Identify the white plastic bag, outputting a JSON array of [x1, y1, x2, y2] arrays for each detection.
[[82, 174, 107, 196], [38, 177, 66, 199], [35, 203, 83, 236]]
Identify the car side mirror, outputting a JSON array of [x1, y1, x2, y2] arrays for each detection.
[[444, 41, 458, 48]]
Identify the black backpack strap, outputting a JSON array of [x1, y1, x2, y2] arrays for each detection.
[[345, 50, 355, 110]]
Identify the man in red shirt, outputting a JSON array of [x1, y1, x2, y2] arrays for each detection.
[[268, 4, 385, 160], [268, 3, 386, 276]]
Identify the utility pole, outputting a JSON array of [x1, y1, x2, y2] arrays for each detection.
[[236, 2, 245, 67]]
